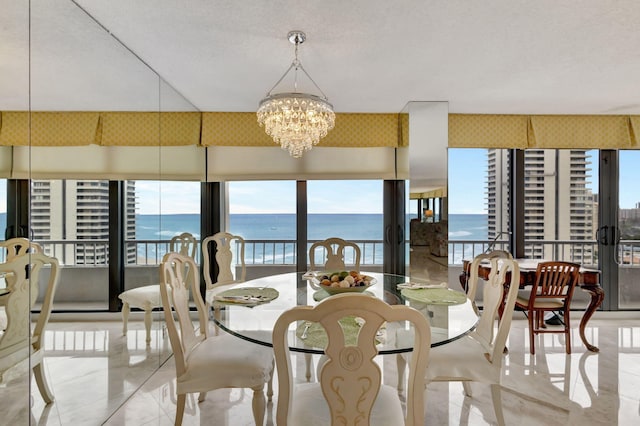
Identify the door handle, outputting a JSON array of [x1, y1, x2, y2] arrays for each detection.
[[610, 225, 619, 246], [596, 226, 609, 246]]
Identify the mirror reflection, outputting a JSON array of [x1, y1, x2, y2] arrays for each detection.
[[405, 102, 449, 285], [0, 1, 185, 423], [0, 4, 451, 424]]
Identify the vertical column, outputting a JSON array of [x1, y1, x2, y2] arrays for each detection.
[[510, 149, 525, 258], [296, 181, 308, 275], [383, 180, 406, 275], [598, 150, 618, 310], [109, 180, 125, 312], [404, 101, 449, 278], [5, 179, 30, 239]]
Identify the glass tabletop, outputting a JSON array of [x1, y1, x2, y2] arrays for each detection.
[[207, 271, 479, 355]]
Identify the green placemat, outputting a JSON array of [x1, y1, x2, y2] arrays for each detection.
[[295, 317, 382, 349], [313, 289, 375, 301], [214, 287, 279, 305], [400, 288, 467, 305]]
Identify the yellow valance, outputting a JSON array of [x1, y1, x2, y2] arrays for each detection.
[[449, 114, 529, 149], [100, 112, 201, 146], [1, 111, 400, 148], [321, 113, 398, 147], [529, 115, 632, 149], [629, 116, 640, 147], [201, 112, 273, 146], [201, 112, 399, 148], [450, 114, 640, 149], [0, 111, 101, 146], [410, 187, 447, 199], [398, 113, 409, 148], [3, 111, 640, 149]]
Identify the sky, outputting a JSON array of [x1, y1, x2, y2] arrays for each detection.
[[133, 150, 490, 215], [1, 150, 638, 214], [134, 180, 387, 214], [0, 184, 5, 213]]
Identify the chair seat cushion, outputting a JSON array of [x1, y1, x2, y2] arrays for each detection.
[[118, 285, 162, 308], [427, 334, 500, 384], [177, 333, 273, 394], [516, 295, 564, 309], [289, 382, 404, 426]]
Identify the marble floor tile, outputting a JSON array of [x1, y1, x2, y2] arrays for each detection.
[[0, 312, 638, 425]]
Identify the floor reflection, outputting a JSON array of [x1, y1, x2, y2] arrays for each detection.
[[0, 318, 172, 425], [104, 315, 640, 425], [0, 302, 638, 424]]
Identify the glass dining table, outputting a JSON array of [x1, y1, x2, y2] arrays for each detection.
[[206, 271, 479, 355]]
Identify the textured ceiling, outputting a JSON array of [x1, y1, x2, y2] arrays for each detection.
[[2, 0, 640, 114]]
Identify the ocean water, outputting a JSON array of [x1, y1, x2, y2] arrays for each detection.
[[134, 213, 487, 241], [0, 212, 487, 242], [448, 214, 488, 241], [0, 212, 488, 264]]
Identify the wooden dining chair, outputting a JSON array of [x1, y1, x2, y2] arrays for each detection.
[[0, 252, 60, 404], [273, 292, 431, 426], [119, 232, 197, 344], [398, 255, 520, 426], [160, 252, 274, 425], [309, 237, 361, 271], [515, 261, 580, 354]]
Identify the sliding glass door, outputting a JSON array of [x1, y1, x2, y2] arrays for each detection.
[[616, 150, 640, 309]]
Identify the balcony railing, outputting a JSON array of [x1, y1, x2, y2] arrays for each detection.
[[4, 238, 640, 269], [449, 239, 606, 266], [2, 239, 383, 267]]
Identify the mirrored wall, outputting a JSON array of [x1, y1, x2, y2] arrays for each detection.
[[0, 1, 201, 423], [0, 4, 454, 424]]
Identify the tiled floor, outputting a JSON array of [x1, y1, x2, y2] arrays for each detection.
[[1, 312, 639, 425]]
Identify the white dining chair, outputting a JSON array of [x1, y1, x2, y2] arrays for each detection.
[[119, 232, 197, 344], [273, 292, 431, 426], [465, 249, 513, 301], [308, 237, 361, 271], [399, 255, 520, 426], [202, 232, 247, 323], [0, 238, 43, 330], [202, 231, 246, 290], [0, 237, 43, 262], [0, 252, 60, 404], [159, 251, 273, 426]]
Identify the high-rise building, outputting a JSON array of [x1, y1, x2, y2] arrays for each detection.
[[30, 180, 137, 264], [487, 149, 596, 261]]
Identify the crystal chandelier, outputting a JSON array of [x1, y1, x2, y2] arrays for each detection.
[[257, 31, 335, 158]]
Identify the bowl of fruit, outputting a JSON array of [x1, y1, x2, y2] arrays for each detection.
[[315, 271, 376, 295]]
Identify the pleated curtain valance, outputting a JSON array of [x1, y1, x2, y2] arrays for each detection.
[[0, 111, 400, 148], [449, 114, 640, 149], [0, 111, 102, 146], [410, 187, 447, 200], [4, 111, 639, 149]]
